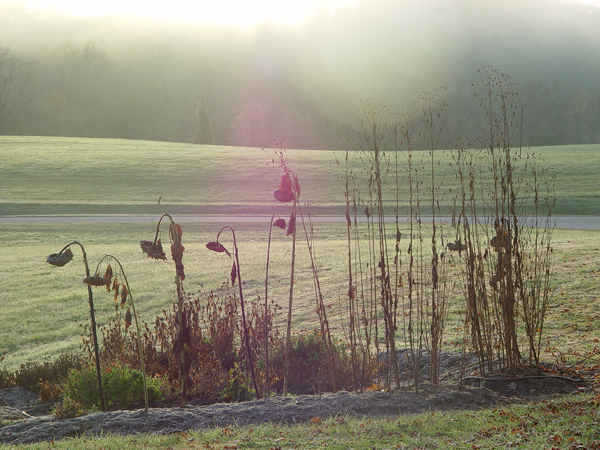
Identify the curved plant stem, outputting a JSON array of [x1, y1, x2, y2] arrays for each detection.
[[148, 213, 188, 403], [53, 241, 106, 412], [283, 199, 297, 396], [216, 226, 260, 399], [96, 255, 149, 412], [264, 215, 277, 397]]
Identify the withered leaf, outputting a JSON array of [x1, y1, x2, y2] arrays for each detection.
[[230, 262, 237, 286], [274, 189, 294, 203], [170, 222, 183, 239], [112, 278, 120, 302], [273, 171, 299, 202], [171, 242, 185, 281], [103, 265, 113, 292], [120, 284, 128, 306], [125, 308, 132, 331], [286, 213, 296, 236]]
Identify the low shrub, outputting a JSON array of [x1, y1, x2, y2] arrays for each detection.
[[52, 396, 87, 419], [270, 331, 356, 395], [0, 358, 15, 390], [12, 351, 84, 392], [219, 363, 255, 402], [61, 364, 165, 411], [38, 380, 63, 402]]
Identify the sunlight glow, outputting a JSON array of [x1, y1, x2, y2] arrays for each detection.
[[23, 0, 353, 27]]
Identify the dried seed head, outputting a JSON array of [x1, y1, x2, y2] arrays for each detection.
[[83, 275, 110, 287], [274, 218, 286, 229], [206, 241, 231, 257], [46, 248, 74, 267], [140, 239, 167, 260]]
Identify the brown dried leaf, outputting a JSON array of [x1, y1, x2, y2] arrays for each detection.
[[274, 189, 294, 203], [171, 242, 185, 281], [103, 265, 113, 292], [273, 171, 297, 202], [120, 284, 128, 306], [170, 222, 183, 242], [286, 213, 296, 236], [125, 308, 132, 331], [112, 278, 119, 302], [230, 262, 237, 286]]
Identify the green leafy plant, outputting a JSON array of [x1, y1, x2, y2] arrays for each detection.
[[219, 363, 255, 403], [60, 364, 164, 412], [52, 396, 87, 419], [90, 255, 150, 411]]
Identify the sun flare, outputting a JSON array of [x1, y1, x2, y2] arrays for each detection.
[[23, 0, 352, 27]]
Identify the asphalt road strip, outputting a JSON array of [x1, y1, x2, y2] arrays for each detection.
[[0, 215, 599, 230]]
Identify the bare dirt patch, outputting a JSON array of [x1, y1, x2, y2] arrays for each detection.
[[0, 377, 592, 445], [1, 351, 596, 445]]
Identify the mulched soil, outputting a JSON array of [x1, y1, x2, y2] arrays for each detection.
[[0, 356, 597, 445]]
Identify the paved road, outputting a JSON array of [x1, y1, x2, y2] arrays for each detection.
[[1, 215, 599, 230]]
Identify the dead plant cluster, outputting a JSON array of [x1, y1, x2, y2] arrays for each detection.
[[6, 67, 556, 414], [338, 67, 555, 390]]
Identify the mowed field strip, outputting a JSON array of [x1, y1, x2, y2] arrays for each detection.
[[1, 136, 600, 369]]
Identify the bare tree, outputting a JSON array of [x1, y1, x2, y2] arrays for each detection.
[[0, 45, 38, 134], [192, 98, 215, 145]]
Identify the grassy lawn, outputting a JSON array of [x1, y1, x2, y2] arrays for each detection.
[[1, 220, 599, 371], [1, 136, 599, 216], [1, 136, 600, 448]]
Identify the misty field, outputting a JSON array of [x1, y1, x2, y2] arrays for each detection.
[[2, 136, 600, 216], [1, 136, 600, 370]]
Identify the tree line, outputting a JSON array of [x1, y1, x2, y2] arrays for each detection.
[[1, 0, 599, 149]]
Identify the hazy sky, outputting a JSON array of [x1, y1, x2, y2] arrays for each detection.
[[19, 0, 354, 27]]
